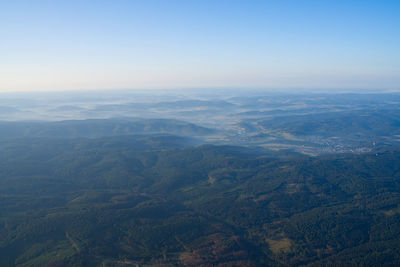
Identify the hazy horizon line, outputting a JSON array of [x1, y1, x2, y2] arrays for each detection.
[[1, 87, 400, 96]]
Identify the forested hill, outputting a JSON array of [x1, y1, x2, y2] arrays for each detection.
[[1, 135, 400, 266], [0, 118, 215, 139]]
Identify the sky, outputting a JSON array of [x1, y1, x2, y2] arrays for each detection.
[[0, 0, 399, 92]]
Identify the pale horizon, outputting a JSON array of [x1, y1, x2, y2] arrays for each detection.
[[1, 0, 399, 93]]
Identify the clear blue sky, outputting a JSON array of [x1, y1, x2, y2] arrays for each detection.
[[0, 0, 399, 92]]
